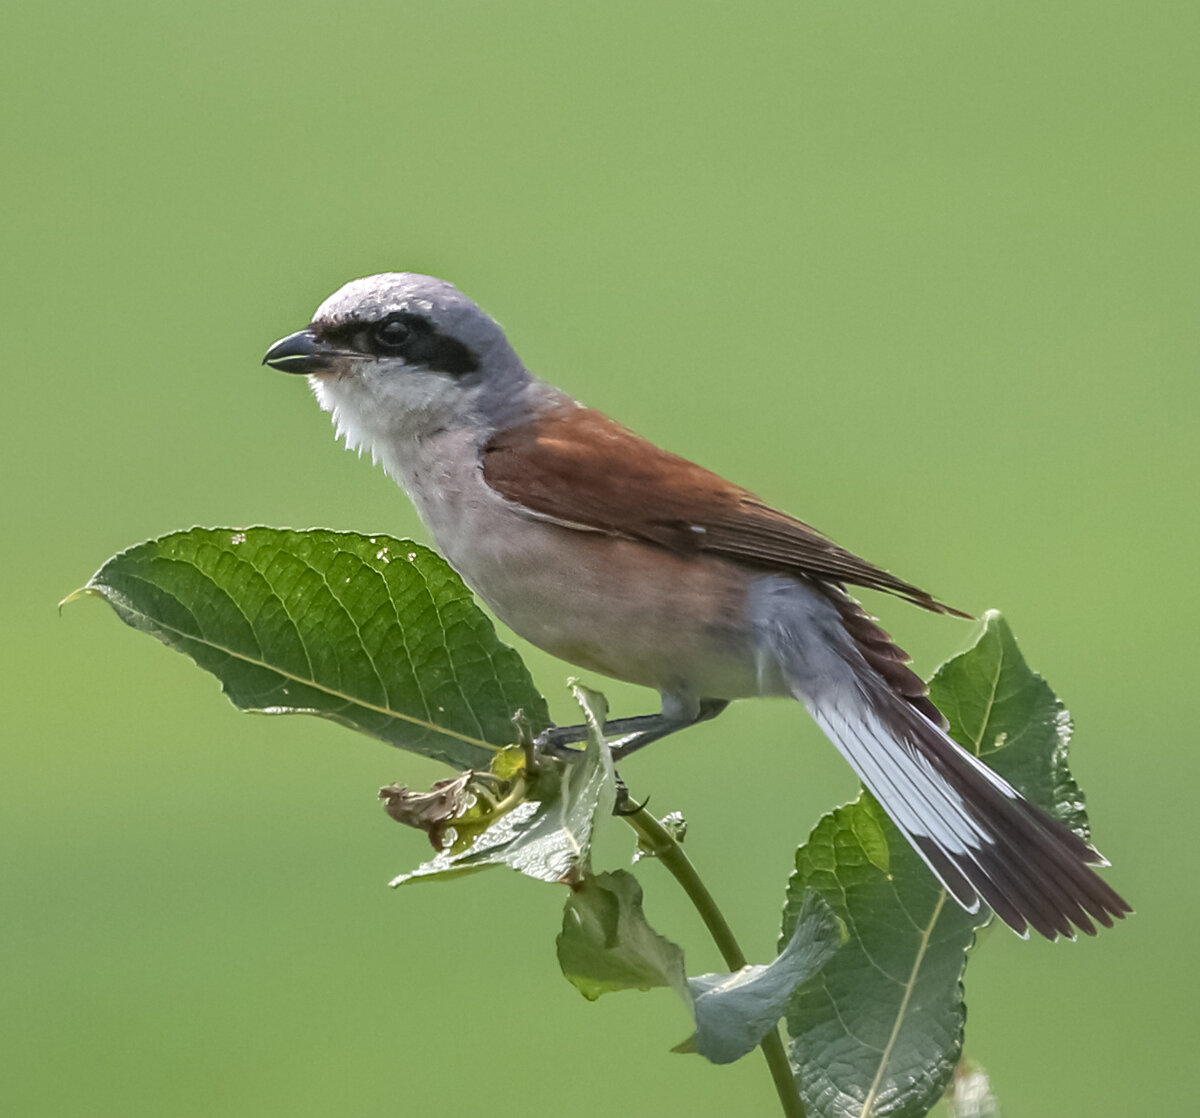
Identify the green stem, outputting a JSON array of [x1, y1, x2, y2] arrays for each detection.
[[621, 805, 806, 1118]]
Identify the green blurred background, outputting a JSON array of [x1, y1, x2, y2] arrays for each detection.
[[4, 2, 1195, 1114]]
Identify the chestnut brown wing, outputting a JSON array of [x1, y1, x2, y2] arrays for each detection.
[[481, 404, 968, 618]]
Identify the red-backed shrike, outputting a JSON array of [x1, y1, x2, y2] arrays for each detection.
[[264, 272, 1128, 940]]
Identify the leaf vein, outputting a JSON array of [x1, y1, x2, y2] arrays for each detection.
[[857, 889, 948, 1117], [101, 595, 500, 753]]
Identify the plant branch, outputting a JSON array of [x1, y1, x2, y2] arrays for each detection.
[[620, 803, 805, 1118]]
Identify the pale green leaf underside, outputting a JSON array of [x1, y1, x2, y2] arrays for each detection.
[[80, 527, 549, 770], [688, 889, 843, 1065]]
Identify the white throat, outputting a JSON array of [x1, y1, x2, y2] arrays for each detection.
[[310, 368, 462, 483]]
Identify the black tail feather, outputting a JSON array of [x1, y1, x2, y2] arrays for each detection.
[[884, 693, 1131, 939]]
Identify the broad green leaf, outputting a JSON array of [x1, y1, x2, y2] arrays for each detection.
[[781, 612, 1095, 1118], [391, 682, 616, 886], [74, 528, 549, 770], [685, 890, 843, 1065], [929, 610, 1088, 841], [782, 794, 977, 1118], [557, 869, 688, 1001]]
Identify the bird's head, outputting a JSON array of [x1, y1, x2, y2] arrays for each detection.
[[263, 273, 530, 458]]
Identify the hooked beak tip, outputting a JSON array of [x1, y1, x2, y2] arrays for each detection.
[[263, 329, 329, 375]]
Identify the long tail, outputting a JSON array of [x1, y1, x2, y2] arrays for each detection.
[[761, 582, 1131, 939], [810, 691, 1129, 938]]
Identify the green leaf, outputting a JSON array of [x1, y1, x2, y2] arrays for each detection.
[[686, 890, 843, 1065], [391, 682, 616, 886], [557, 869, 688, 1001], [75, 527, 550, 770], [783, 793, 977, 1118], [929, 610, 1088, 841], [781, 611, 1094, 1118]]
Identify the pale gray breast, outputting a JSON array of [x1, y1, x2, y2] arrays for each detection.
[[397, 428, 772, 699]]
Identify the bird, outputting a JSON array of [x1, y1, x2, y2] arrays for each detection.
[[263, 272, 1129, 940]]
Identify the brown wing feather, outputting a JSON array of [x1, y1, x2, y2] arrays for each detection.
[[481, 403, 969, 618]]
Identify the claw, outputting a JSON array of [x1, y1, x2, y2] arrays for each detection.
[[613, 776, 647, 816]]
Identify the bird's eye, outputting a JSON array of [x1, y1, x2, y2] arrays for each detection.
[[371, 315, 411, 353]]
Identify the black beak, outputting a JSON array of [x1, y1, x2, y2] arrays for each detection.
[[262, 329, 331, 375]]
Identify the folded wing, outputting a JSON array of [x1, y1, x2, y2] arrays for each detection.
[[482, 403, 969, 616]]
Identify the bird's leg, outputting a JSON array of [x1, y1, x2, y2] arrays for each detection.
[[536, 697, 730, 761], [609, 698, 730, 760]]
